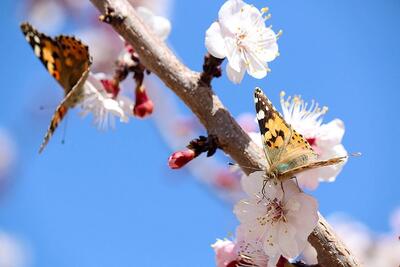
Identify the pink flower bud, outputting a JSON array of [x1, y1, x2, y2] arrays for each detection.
[[100, 79, 120, 98], [168, 149, 196, 169], [124, 43, 135, 53], [133, 87, 154, 118]]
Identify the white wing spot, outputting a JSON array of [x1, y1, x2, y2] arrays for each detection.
[[25, 36, 30, 42], [257, 110, 265, 120], [254, 97, 259, 103], [33, 35, 40, 44], [34, 45, 41, 57]]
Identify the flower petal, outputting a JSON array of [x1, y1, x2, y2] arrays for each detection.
[[277, 222, 301, 257], [244, 50, 268, 79], [205, 22, 226, 58], [226, 61, 246, 84], [241, 171, 264, 196], [316, 119, 345, 147], [218, 0, 246, 34]]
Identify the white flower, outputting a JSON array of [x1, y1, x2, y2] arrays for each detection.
[[80, 73, 133, 130], [280, 92, 348, 190], [205, 0, 279, 84], [234, 171, 318, 266], [136, 6, 171, 41]]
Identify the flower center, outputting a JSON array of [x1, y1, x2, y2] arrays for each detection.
[[235, 28, 248, 49], [265, 198, 286, 224]]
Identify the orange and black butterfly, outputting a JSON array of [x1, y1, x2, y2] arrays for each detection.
[[21, 22, 92, 153], [254, 87, 347, 180]]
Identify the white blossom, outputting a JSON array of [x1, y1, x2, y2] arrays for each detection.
[[136, 6, 171, 41], [205, 0, 279, 84], [80, 73, 133, 130], [234, 171, 318, 266], [280, 92, 348, 190]]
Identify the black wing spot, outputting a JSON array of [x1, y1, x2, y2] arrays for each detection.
[[52, 51, 60, 59]]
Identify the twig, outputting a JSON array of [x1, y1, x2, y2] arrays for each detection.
[[89, 1, 361, 266]]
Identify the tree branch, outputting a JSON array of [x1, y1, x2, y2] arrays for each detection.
[[89, 1, 361, 266]]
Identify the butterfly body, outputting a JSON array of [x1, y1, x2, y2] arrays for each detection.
[[254, 88, 346, 181], [20, 22, 92, 153]]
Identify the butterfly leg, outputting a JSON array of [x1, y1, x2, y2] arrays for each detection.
[[261, 178, 268, 200], [280, 181, 286, 200]]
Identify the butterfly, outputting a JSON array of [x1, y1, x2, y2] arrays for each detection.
[[254, 87, 347, 181], [20, 22, 92, 153]]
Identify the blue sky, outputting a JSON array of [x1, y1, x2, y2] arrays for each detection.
[[1, 0, 400, 266]]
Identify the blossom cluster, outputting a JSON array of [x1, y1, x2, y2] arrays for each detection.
[[22, 0, 362, 266], [203, 0, 349, 266]]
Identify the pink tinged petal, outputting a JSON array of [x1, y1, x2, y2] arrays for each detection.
[[267, 254, 281, 267], [286, 193, 319, 241], [212, 239, 238, 267], [234, 199, 267, 224], [226, 61, 246, 84], [205, 22, 227, 59], [262, 224, 280, 256], [236, 221, 266, 242], [302, 242, 318, 265], [277, 222, 302, 258], [316, 119, 345, 147], [295, 172, 320, 191], [241, 171, 265, 196], [279, 180, 299, 200]]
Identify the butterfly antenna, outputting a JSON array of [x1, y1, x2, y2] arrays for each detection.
[[39, 104, 57, 111], [350, 152, 362, 157], [228, 162, 263, 172], [61, 113, 69, 145]]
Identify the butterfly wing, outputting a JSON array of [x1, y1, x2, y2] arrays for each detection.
[[20, 22, 91, 95], [38, 68, 90, 153], [254, 88, 317, 175], [54, 35, 91, 94], [279, 156, 347, 180]]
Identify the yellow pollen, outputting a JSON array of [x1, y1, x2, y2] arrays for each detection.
[[322, 106, 329, 113], [293, 96, 301, 104], [263, 13, 272, 20], [261, 7, 269, 13], [280, 91, 286, 98]]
